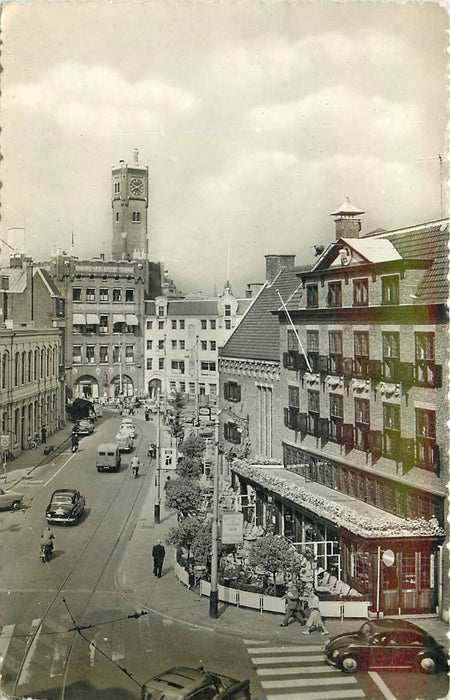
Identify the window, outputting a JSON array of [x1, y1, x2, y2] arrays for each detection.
[[179, 381, 186, 392], [201, 340, 207, 351], [381, 275, 399, 305], [201, 320, 207, 330], [354, 331, 369, 378], [132, 211, 141, 222], [85, 322, 97, 334], [224, 304, 231, 317], [355, 398, 370, 450], [306, 284, 318, 308], [157, 306, 165, 316], [171, 320, 177, 330], [146, 358, 152, 370], [307, 390, 320, 435], [146, 321, 153, 330], [125, 345, 134, 363], [125, 289, 134, 303], [224, 422, 241, 444], [288, 385, 299, 410], [383, 403, 400, 459], [99, 288, 109, 302], [307, 330, 319, 372], [382, 332, 400, 381], [327, 281, 342, 307], [115, 212, 119, 222], [210, 320, 216, 330], [169, 381, 176, 392], [113, 288, 122, 302], [225, 319, 231, 330], [158, 321, 164, 330], [99, 346, 109, 363], [209, 383, 216, 396], [189, 382, 195, 396], [210, 341, 216, 351], [199, 383, 206, 395], [224, 381, 241, 402], [112, 346, 120, 363], [172, 340, 177, 350], [200, 361, 216, 374], [287, 329, 298, 352], [353, 278, 368, 306], [158, 339, 164, 350], [329, 331, 343, 374], [99, 315, 109, 334], [171, 360, 185, 374], [179, 340, 185, 350], [415, 332, 436, 386], [159, 358, 164, 370], [179, 320, 185, 330], [86, 287, 96, 302], [329, 394, 343, 442], [86, 346, 95, 364], [146, 340, 153, 350], [73, 346, 82, 364], [416, 409, 437, 472], [72, 288, 82, 302]]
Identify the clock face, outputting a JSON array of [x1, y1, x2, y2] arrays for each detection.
[[129, 178, 144, 197]]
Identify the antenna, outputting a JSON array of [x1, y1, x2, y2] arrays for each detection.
[[415, 153, 447, 218], [226, 238, 231, 282]]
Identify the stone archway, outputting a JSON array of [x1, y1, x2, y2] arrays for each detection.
[[74, 375, 99, 400], [148, 378, 162, 399], [110, 374, 134, 398]]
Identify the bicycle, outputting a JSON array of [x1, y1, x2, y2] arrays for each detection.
[[28, 434, 40, 449]]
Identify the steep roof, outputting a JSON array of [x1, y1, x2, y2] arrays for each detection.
[[220, 267, 308, 361]]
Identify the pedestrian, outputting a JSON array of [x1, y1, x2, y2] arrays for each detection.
[[152, 539, 165, 578], [131, 455, 140, 478], [164, 475, 171, 490], [280, 582, 305, 627], [302, 591, 328, 635], [41, 425, 47, 444]]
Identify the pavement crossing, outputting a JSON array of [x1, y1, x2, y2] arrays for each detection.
[[244, 639, 366, 700]]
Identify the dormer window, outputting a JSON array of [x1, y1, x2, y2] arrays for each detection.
[[327, 281, 342, 307], [353, 278, 368, 306], [306, 284, 318, 308], [381, 275, 399, 305]]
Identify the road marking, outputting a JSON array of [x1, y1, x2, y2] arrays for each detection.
[[262, 676, 358, 689], [252, 654, 325, 665], [257, 665, 340, 676], [266, 691, 365, 700], [44, 453, 77, 486], [249, 645, 323, 654], [17, 619, 41, 686], [368, 671, 397, 700], [0, 624, 15, 674]]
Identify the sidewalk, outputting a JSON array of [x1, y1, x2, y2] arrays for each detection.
[[118, 468, 450, 647]]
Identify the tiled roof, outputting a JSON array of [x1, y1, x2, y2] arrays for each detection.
[[220, 267, 308, 361], [165, 298, 252, 317], [34, 268, 64, 297], [376, 220, 448, 304]]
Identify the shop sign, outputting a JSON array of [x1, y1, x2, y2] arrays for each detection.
[[221, 512, 244, 544]]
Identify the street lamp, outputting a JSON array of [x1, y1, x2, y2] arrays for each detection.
[[209, 410, 222, 619], [154, 389, 161, 523]]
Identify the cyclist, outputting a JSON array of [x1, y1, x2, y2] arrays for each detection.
[[131, 455, 141, 478], [41, 526, 55, 553]]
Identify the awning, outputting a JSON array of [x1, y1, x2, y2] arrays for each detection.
[[86, 313, 100, 325], [125, 313, 139, 326], [113, 314, 126, 323], [73, 313, 86, 325]]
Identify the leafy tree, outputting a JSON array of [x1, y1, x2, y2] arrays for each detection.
[[166, 389, 186, 445], [165, 476, 202, 520], [177, 433, 206, 479], [166, 516, 203, 572], [247, 533, 294, 596]]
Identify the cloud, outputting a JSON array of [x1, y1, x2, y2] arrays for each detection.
[[10, 63, 198, 136]]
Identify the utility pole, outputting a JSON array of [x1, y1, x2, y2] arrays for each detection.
[[209, 412, 221, 618], [154, 389, 161, 523]]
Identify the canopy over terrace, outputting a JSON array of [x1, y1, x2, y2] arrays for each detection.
[[231, 461, 444, 616]]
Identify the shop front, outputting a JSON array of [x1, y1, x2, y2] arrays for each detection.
[[231, 461, 444, 617]]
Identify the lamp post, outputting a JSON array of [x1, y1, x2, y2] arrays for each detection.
[[209, 410, 222, 618], [154, 390, 161, 523]]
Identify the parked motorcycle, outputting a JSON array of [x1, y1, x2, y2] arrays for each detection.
[[40, 543, 52, 562]]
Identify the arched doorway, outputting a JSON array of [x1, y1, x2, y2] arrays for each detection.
[[110, 374, 134, 398], [148, 378, 162, 399], [74, 375, 99, 399]]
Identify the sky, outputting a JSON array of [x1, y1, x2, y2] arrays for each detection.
[[0, 0, 447, 296]]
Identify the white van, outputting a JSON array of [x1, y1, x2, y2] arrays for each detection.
[[96, 443, 121, 472]]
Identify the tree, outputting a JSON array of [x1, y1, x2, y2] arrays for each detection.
[[177, 433, 206, 479], [166, 516, 203, 573], [166, 389, 186, 445], [165, 477, 202, 520], [247, 533, 294, 596]]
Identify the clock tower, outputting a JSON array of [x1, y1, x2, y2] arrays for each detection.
[[111, 149, 149, 260]]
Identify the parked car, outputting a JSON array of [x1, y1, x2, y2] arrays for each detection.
[[0, 487, 24, 511], [143, 666, 251, 699], [46, 489, 86, 525], [324, 619, 448, 674], [119, 420, 136, 438], [76, 419, 94, 435], [115, 432, 134, 452]]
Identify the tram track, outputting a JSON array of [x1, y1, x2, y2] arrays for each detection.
[[11, 420, 150, 699]]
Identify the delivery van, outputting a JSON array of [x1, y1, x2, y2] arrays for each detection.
[[96, 443, 121, 472]]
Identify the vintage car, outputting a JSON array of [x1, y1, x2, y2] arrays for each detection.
[[46, 489, 85, 525], [119, 419, 137, 438], [143, 666, 251, 699], [325, 619, 448, 674], [0, 487, 24, 511], [76, 419, 94, 435], [115, 432, 134, 452]]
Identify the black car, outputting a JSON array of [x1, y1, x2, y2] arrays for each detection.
[[143, 666, 251, 699], [46, 489, 86, 525], [325, 619, 448, 674]]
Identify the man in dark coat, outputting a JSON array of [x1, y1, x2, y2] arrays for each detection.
[[152, 539, 165, 578]]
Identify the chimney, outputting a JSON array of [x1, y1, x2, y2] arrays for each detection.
[[134, 148, 139, 164], [246, 282, 264, 298], [265, 255, 295, 284], [330, 196, 365, 240]]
